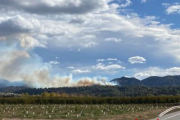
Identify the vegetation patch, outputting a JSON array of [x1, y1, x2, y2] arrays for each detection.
[[0, 104, 168, 120]]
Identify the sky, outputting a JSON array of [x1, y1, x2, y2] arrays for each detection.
[[0, 0, 180, 88]]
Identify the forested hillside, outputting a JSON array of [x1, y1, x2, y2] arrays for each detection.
[[2, 85, 180, 97], [112, 75, 180, 87]]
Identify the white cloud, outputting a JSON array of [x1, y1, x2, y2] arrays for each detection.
[[73, 69, 91, 73], [79, 35, 98, 48], [134, 67, 180, 79], [128, 56, 146, 64], [163, 3, 180, 14], [107, 58, 118, 61], [0, 0, 180, 88], [0, 15, 45, 49], [118, 0, 132, 8], [0, 0, 109, 15], [77, 48, 81, 52], [49, 61, 60, 65], [94, 63, 125, 71], [81, 35, 96, 40], [81, 41, 98, 48], [141, 0, 146, 3], [1, 0, 179, 61], [97, 58, 118, 63], [97, 59, 105, 62], [0, 15, 33, 36], [105, 38, 121, 43], [68, 66, 75, 69]]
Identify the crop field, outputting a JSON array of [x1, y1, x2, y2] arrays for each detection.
[[0, 104, 169, 120]]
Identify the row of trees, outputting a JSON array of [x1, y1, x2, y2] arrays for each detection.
[[14, 86, 180, 97], [21, 92, 89, 97], [1, 96, 180, 104]]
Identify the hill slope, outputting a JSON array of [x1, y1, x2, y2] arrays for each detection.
[[112, 75, 180, 87], [111, 77, 143, 86], [0, 79, 24, 88]]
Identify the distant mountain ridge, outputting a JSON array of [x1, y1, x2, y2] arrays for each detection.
[[1, 75, 180, 88], [111, 75, 180, 87], [0, 79, 24, 88]]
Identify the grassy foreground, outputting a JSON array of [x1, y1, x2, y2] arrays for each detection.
[[0, 104, 169, 120]]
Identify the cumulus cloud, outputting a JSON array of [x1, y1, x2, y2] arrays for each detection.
[[0, 15, 45, 49], [81, 35, 96, 40], [0, 0, 109, 15], [163, 3, 180, 14], [97, 58, 118, 62], [49, 61, 60, 65], [134, 67, 180, 79], [105, 38, 121, 43], [97, 59, 106, 62], [94, 63, 125, 71], [1, 0, 179, 61], [128, 56, 146, 64], [68, 66, 75, 69], [117, 0, 132, 8], [81, 41, 98, 48], [77, 35, 98, 48], [0, 15, 32, 36], [73, 69, 91, 74], [107, 58, 118, 61], [0, 0, 180, 88], [141, 0, 146, 3]]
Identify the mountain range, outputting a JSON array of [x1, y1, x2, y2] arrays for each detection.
[[1, 75, 180, 88], [0, 79, 24, 88], [111, 75, 180, 87], [1, 76, 180, 96]]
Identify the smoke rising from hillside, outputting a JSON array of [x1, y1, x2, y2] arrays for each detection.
[[21, 69, 111, 88], [0, 45, 111, 88]]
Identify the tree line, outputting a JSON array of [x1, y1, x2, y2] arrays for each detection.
[[12, 85, 180, 97], [1, 95, 180, 104]]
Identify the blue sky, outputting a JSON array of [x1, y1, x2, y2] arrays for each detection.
[[0, 0, 180, 87], [129, 0, 180, 28]]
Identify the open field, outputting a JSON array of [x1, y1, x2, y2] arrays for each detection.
[[0, 104, 169, 120]]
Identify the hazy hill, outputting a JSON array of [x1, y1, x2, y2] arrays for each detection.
[[111, 77, 143, 86], [0, 79, 24, 88], [112, 75, 180, 87], [0, 75, 180, 97]]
